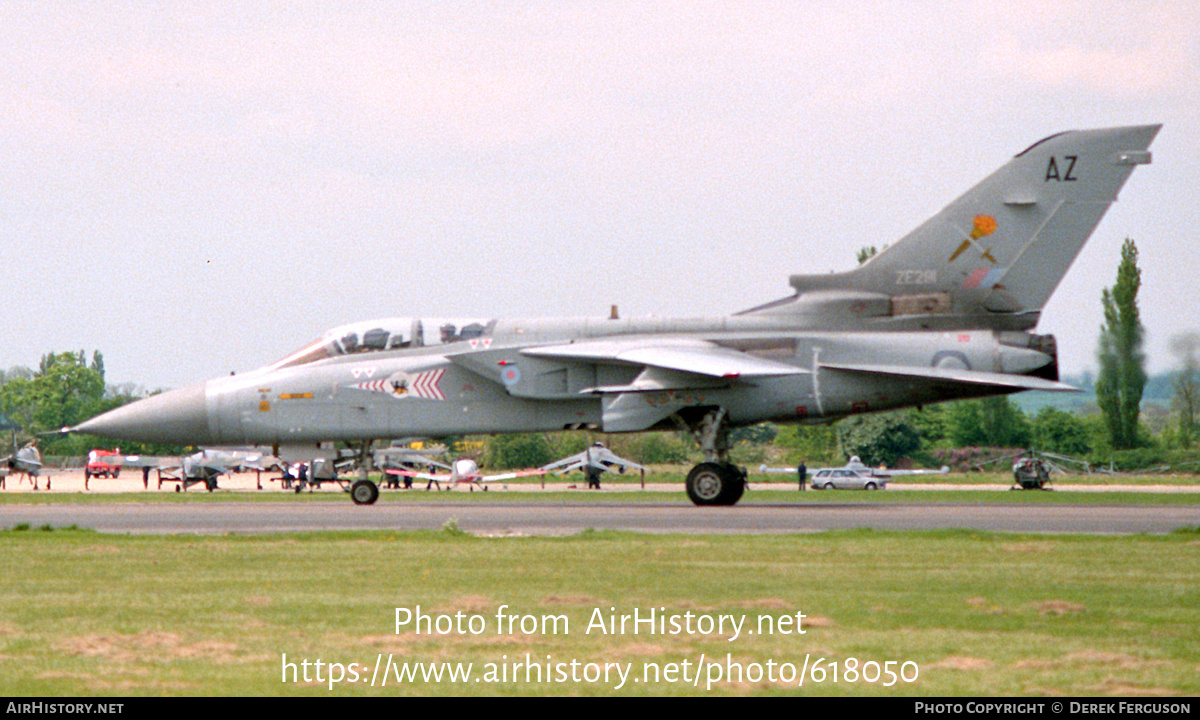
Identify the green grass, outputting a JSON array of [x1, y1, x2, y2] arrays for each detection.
[[0, 526, 1196, 696]]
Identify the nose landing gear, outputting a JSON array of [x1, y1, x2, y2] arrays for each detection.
[[681, 408, 746, 506]]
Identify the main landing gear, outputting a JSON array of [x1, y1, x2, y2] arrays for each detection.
[[682, 408, 746, 506]]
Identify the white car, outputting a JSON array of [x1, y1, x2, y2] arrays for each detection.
[[810, 468, 887, 490]]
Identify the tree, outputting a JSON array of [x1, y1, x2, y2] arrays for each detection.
[[729, 423, 777, 445], [1096, 239, 1146, 449], [774, 424, 840, 465], [945, 397, 1030, 448], [0, 352, 105, 433], [909, 405, 950, 448], [616, 433, 693, 465], [483, 433, 554, 469], [90, 351, 106, 387], [1031, 407, 1091, 456], [835, 412, 920, 467], [1169, 332, 1199, 447]]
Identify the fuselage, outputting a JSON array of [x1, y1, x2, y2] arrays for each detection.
[[75, 312, 1059, 447]]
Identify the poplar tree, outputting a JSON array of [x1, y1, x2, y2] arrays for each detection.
[[1170, 332, 1199, 447], [1095, 239, 1146, 449]]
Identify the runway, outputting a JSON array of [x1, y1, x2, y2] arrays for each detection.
[[1, 499, 1194, 535]]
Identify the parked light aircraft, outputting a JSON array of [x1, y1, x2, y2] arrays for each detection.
[[92, 449, 280, 491], [383, 457, 545, 496], [69, 126, 1159, 506], [541, 443, 646, 489]]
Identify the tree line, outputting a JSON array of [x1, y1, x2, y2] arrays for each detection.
[[0, 351, 184, 457]]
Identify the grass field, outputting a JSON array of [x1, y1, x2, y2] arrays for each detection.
[[0, 523, 1197, 696]]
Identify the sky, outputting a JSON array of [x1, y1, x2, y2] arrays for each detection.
[[2, 1, 1197, 390]]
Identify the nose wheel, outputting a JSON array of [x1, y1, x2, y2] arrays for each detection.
[[680, 408, 746, 506], [350, 479, 380, 505], [348, 440, 381, 505]]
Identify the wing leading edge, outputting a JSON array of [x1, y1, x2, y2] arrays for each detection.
[[524, 339, 805, 394]]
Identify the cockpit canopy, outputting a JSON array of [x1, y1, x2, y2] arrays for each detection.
[[270, 317, 493, 370]]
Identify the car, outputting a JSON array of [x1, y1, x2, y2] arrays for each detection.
[[84, 449, 121, 481], [810, 468, 887, 491]]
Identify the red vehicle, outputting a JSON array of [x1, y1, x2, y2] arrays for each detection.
[[85, 449, 122, 481]]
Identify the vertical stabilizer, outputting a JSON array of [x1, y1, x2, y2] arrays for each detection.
[[776, 125, 1159, 329]]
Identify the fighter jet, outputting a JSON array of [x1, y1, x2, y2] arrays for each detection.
[[70, 125, 1159, 506], [1, 443, 47, 490], [541, 443, 646, 489]]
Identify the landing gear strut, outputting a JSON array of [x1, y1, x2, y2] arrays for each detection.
[[349, 440, 380, 505], [681, 408, 746, 506]]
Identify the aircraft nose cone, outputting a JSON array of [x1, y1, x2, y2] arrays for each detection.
[[73, 382, 213, 445]]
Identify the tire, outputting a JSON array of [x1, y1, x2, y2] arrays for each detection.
[[865, 482, 877, 490], [824, 482, 836, 490], [685, 463, 745, 506], [350, 479, 380, 506]]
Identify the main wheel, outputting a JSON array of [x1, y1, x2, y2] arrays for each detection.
[[685, 462, 745, 506], [350, 479, 380, 505]]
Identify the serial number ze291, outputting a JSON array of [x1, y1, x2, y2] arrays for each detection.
[[896, 270, 937, 285], [802, 657, 918, 686]]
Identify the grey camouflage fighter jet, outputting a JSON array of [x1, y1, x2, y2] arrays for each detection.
[[541, 443, 646, 489], [1, 443, 46, 489], [71, 125, 1159, 506]]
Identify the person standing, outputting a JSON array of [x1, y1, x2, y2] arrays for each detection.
[[797, 461, 807, 491]]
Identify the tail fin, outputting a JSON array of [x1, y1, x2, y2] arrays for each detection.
[[769, 125, 1159, 329]]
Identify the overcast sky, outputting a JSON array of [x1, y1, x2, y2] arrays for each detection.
[[2, 1, 1197, 390]]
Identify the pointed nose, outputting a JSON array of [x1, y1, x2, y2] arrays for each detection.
[[74, 382, 214, 445]]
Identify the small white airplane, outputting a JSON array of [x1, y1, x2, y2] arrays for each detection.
[[540, 442, 646, 489], [382, 457, 546, 494]]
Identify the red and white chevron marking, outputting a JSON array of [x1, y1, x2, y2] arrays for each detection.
[[352, 379, 389, 393], [409, 369, 446, 400], [351, 368, 446, 400]]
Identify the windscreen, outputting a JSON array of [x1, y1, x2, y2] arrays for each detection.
[[269, 317, 493, 370]]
